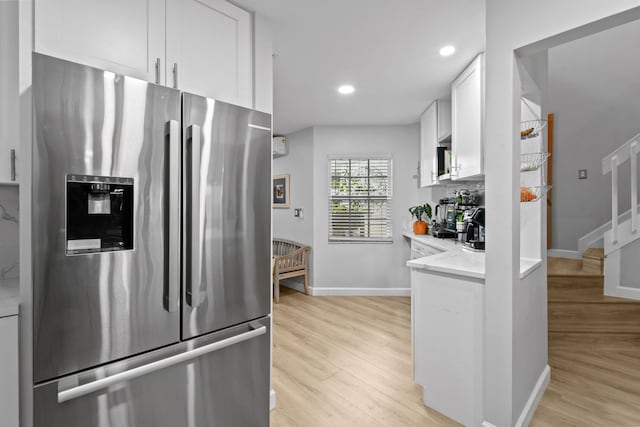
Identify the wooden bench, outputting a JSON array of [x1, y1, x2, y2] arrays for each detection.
[[273, 238, 310, 303]]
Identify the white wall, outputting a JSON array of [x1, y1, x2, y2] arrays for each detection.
[[311, 125, 418, 292], [485, 1, 640, 425], [272, 127, 314, 290], [273, 124, 451, 294], [548, 19, 640, 250], [275, 125, 420, 293]]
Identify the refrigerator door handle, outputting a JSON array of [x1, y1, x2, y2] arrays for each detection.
[[164, 120, 181, 313], [187, 124, 202, 307], [57, 325, 267, 403]]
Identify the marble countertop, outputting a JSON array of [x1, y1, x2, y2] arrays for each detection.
[[0, 278, 20, 317], [404, 232, 542, 280]]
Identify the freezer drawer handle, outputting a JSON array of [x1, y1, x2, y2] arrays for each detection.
[[57, 325, 267, 403]]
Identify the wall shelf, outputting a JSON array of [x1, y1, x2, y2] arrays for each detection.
[[0, 182, 19, 187]]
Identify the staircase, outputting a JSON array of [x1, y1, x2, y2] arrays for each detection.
[[601, 131, 640, 299], [548, 251, 640, 348]]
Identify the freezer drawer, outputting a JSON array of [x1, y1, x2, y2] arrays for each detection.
[[34, 317, 270, 427]]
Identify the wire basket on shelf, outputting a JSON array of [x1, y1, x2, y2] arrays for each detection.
[[520, 120, 547, 140], [520, 185, 551, 203], [520, 152, 550, 172]]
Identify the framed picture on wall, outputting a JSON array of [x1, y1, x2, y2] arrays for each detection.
[[272, 174, 290, 208]]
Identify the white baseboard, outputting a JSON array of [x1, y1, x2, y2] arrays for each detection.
[[270, 388, 277, 411], [481, 365, 549, 427], [309, 286, 410, 296], [547, 249, 581, 260], [515, 365, 550, 427]]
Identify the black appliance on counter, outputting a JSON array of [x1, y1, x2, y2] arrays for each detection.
[[432, 228, 458, 239], [464, 207, 485, 251]]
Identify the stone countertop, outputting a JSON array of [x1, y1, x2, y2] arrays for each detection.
[[404, 232, 542, 280], [0, 278, 19, 317]]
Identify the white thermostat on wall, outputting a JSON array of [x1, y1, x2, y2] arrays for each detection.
[[272, 136, 287, 158]]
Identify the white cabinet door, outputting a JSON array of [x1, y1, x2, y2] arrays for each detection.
[[166, 0, 253, 108], [451, 53, 484, 180], [420, 100, 452, 187], [0, 2, 19, 183], [420, 103, 438, 187], [0, 315, 19, 427], [34, 0, 165, 83]]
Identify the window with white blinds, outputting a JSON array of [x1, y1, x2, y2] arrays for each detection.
[[328, 157, 393, 242]]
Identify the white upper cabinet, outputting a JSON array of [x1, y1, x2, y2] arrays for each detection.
[[420, 100, 451, 187], [451, 53, 484, 181], [166, 0, 252, 108], [420, 103, 438, 187], [35, 0, 166, 83], [0, 1, 19, 183], [34, 0, 254, 108]]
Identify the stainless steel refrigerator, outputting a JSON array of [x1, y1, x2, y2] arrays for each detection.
[[32, 53, 272, 426]]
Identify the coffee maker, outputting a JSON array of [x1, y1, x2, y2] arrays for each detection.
[[463, 207, 485, 250]]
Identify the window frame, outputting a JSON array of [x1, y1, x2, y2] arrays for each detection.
[[327, 154, 393, 243]]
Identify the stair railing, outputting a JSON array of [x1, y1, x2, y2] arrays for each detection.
[[602, 131, 640, 246]]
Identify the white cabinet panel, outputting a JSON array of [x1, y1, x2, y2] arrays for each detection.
[[412, 269, 483, 427], [420, 103, 438, 187], [0, 2, 19, 183], [0, 315, 19, 427], [420, 100, 452, 187], [166, 0, 253, 108], [437, 100, 452, 142], [35, 0, 165, 83], [452, 53, 484, 180]]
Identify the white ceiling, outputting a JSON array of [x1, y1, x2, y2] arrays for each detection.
[[233, 0, 486, 135]]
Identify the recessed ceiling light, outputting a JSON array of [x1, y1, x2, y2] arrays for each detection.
[[338, 85, 355, 95], [439, 45, 456, 56]]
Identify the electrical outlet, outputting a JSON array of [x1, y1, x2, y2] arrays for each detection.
[[579, 169, 588, 180], [294, 208, 304, 219]]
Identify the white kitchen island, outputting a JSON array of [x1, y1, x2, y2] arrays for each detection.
[[405, 232, 541, 426]]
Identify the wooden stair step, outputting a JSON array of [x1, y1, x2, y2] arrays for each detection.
[[582, 247, 604, 274], [583, 247, 605, 260], [549, 302, 640, 333], [548, 257, 602, 278]]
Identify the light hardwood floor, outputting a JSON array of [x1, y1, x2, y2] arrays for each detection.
[[269, 287, 460, 426], [271, 285, 640, 426], [532, 257, 640, 426]]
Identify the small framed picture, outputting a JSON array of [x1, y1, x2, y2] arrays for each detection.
[[272, 174, 290, 208]]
